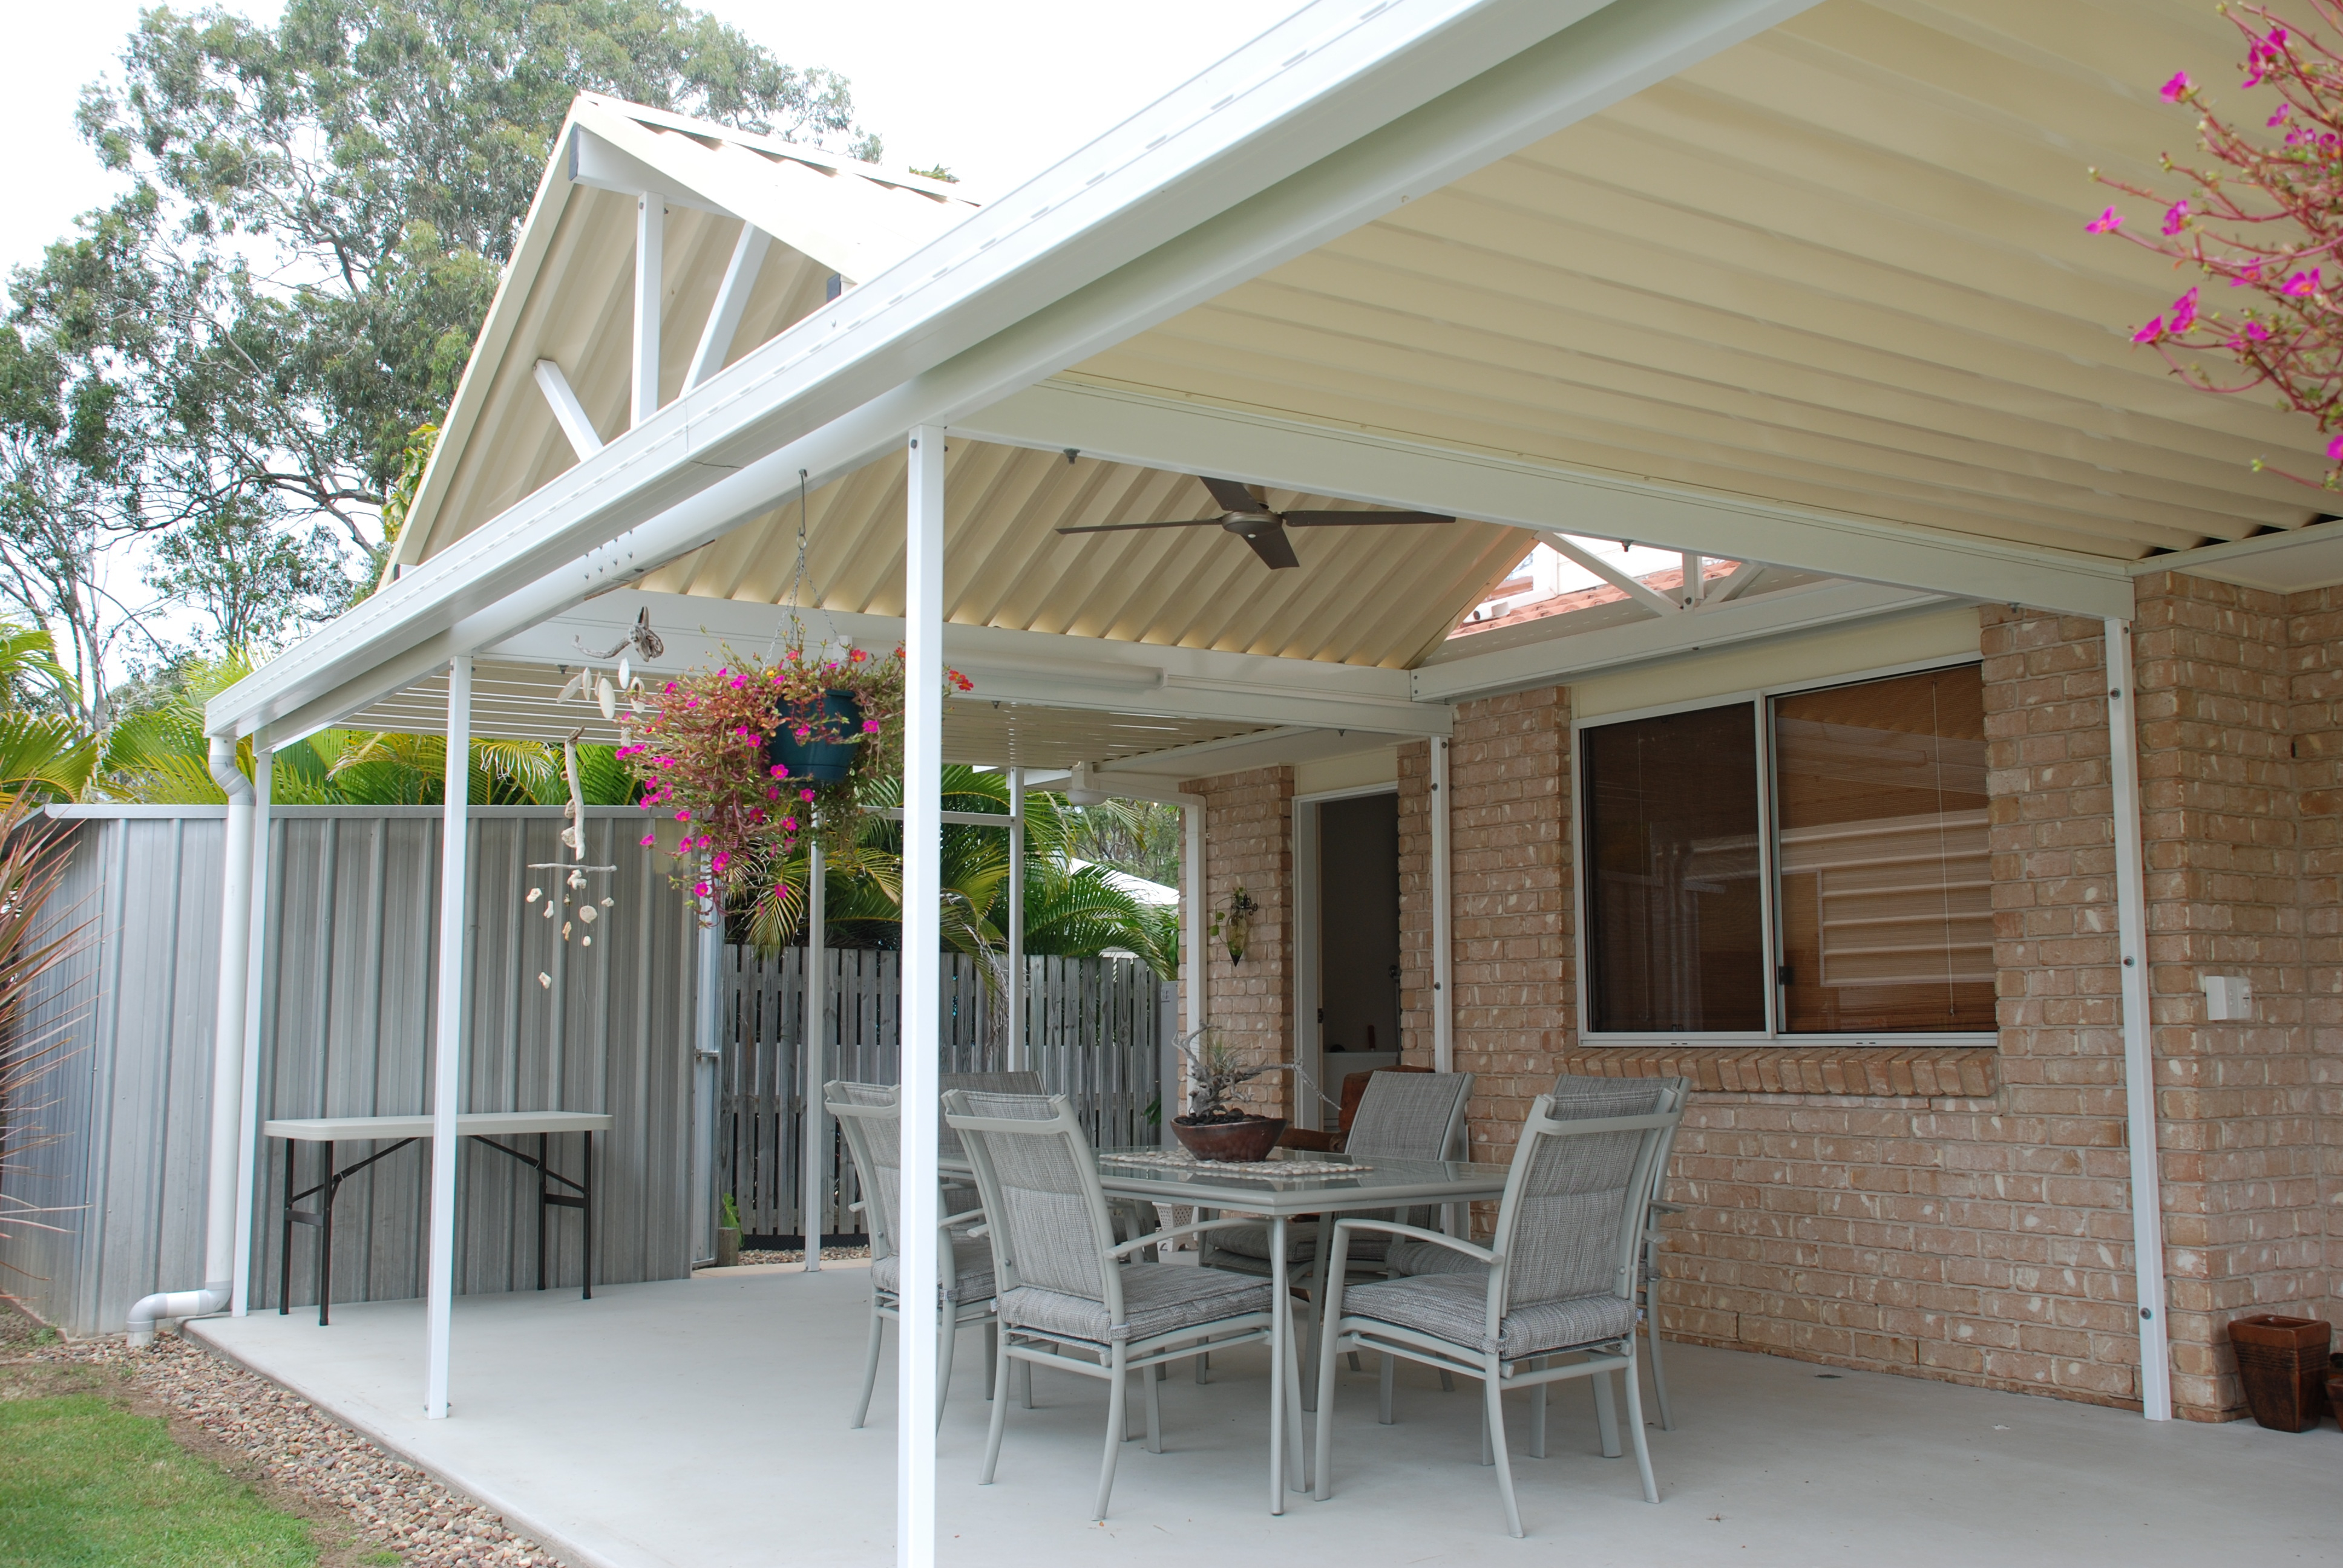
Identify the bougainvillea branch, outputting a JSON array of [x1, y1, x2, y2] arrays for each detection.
[[2089, 3, 2343, 484]]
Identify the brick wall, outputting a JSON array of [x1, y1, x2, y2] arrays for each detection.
[[2292, 585, 2343, 1345], [1177, 765, 1296, 1117]]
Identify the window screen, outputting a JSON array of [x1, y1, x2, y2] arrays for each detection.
[[1772, 667, 1992, 1033], [1581, 702, 1765, 1033]]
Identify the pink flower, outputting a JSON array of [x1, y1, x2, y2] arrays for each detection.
[[2131, 316, 2165, 344], [2326, 431, 2343, 463], [2168, 287, 2198, 333], [2269, 102, 2293, 127], [2160, 199, 2189, 236], [801, 789, 816, 802], [2160, 70, 2191, 102], [2228, 258, 2263, 287], [640, 833, 656, 848], [693, 881, 710, 898], [712, 851, 730, 874], [770, 763, 790, 779], [2085, 206, 2123, 234], [662, 682, 677, 694], [2247, 320, 2271, 341], [675, 809, 692, 822], [2286, 267, 2322, 296], [782, 817, 798, 831], [862, 719, 882, 733]]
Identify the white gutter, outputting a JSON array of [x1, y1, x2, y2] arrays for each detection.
[[126, 736, 254, 1345], [2103, 618, 2172, 1420], [208, 0, 1818, 743]]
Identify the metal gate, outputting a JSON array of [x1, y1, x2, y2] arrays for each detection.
[[716, 948, 1162, 1239]]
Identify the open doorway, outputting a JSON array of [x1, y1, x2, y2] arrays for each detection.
[[1296, 789, 1401, 1129]]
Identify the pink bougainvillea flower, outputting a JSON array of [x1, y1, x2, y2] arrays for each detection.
[[2131, 317, 2166, 344], [2286, 268, 2323, 296], [2160, 70, 2192, 102], [2084, 206, 2124, 235], [2160, 199, 2189, 236], [2168, 287, 2199, 333]]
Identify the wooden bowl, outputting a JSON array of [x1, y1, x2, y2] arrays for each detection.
[[1172, 1116, 1286, 1163]]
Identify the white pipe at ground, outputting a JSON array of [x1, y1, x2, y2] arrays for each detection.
[[230, 742, 274, 1315], [126, 734, 255, 1346], [803, 838, 826, 1271]]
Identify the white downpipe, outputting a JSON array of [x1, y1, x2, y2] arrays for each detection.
[[1007, 768, 1025, 1073], [2104, 618, 2172, 1421], [899, 425, 945, 1568], [692, 895, 721, 1267], [231, 741, 274, 1315], [1429, 737, 1453, 1073], [1181, 802, 1206, 1105], [802, 838, 827, 1272], [425, 657, 472, 1419], [125, 734, 255, 1345]]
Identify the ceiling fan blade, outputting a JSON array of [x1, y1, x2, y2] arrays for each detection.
[[1055, 520, 1224, 535], [1240, 523, 1300, 570], [1279, 510, 1454, 527], [1199, 475, 1262, 513]]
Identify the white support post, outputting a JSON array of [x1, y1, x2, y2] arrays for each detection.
[[229, 740, 273, 1315], [1680, 552, 1705, 606], [687, 223, 772, 390], [802, 838, 827, 1273], [1181, 801, 1207, 1099], [2104, 618, 2172, 1422], [899, 425, 945, 1568], [1429, 737, 1453, 1074], [1006, 768, 1025, 1072], [534, 360, 604, 460], [692, 897, 721, 1267], [425, 657, 472, 1420], [632, 195, 664, 428]]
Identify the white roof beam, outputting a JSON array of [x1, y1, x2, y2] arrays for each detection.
[[1533, 531, 1677, 616], [567, 125, 737, 218], [206, 0, 1816, 739], [631, 194, 663, 428], [1708, 558, 1765, 603], [1412, 581, 1948, 702], [956, 380, 2135, 621], [531, 360, 603, 460], [687, 223, 774, 391]]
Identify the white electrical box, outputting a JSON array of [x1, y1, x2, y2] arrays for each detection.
[[2201, 975, 2253, 1022]]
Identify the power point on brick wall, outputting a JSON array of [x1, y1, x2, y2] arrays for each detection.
[[2201, 975, 2253, 1022]]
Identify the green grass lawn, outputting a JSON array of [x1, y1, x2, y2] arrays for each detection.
[[0, 1385, 321, 1567]]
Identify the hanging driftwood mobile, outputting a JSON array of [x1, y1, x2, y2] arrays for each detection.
[[528, 728, 618, 989]]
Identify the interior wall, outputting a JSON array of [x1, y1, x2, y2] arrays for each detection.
[[1317, 794, 1401, 1070]]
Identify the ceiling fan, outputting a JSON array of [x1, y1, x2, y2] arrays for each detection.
[[1055, 475, 1452, 569]]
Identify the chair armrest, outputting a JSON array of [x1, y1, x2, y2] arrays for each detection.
[[1327, 1217, 1497, 1266], [1105, 1217, 1275, 1259]]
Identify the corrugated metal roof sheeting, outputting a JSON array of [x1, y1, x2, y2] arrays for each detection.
[[1074, 0, 2318, 563], [1, 809, 698, 1334]]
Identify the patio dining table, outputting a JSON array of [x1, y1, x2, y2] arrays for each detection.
[[943, 1143, 1512, 1511]]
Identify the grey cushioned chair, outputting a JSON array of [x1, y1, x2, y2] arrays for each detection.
[[1204, 1070, 1475, 1275], [826, 1081, 998, 1431], [1312, 1086, 1686, 1538], [1388, 1073, 1689, 1432], [943, 1088, 1302, 1521]]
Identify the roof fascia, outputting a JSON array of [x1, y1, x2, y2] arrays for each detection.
[[958, 379, 2138, 622], [567, 123, 738, 218], [211, 0, 1815, 739], [1411, 581, 1952, 702], [2126, 515, 2343, 592]]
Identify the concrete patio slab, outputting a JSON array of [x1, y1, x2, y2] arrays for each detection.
[[189, 1267, 2335, 1568]]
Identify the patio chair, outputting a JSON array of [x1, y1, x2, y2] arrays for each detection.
[[825, 1081, 1000, 1431], [1311, 1088, 1686, 1538], [943, 1088, 1301, 1521], [1387, 1074, 1689, 1432], [1204, 1070, 1475, 1276]]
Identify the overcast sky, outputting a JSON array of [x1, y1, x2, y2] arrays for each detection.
[[5, 0, 1285, 284]]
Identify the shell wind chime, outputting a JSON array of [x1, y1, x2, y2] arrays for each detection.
[[526, 728, 618, 990]]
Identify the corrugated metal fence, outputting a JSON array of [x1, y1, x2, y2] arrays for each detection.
[[719, 949, 1164, 1238], [2, 806, 698, 1336]]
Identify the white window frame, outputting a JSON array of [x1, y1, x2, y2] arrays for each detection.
[[1571, 653, 1994, 1050], [1293, 781, 1400, 1129]]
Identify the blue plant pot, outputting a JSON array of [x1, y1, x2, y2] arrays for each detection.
[[768, 690, 862, 785]]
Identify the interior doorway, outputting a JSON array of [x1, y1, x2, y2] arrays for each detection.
[[1295, 788, 1401, 1130]]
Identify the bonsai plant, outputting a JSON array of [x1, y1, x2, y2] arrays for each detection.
[[1170, 1028, 1295, 1162], [618, 637, 971, 929]]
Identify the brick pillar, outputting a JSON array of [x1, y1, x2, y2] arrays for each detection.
[[1394, 690, 1575, 1172], [1176, 765, 1296, 1117], [2130, 572, 2316, 1418], [2292, 584, 2343, 1341]]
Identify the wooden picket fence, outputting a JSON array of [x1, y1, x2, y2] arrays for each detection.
[[716, 948, 1165, 1238]]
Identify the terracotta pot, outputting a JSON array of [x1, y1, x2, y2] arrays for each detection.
[[1172, 1116, 1286, 1163], [2228, 1314, 2333, 1432]]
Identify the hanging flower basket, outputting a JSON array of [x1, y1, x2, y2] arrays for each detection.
[[618, 635, 971, 918], [768, 690, 864, 785]]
